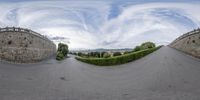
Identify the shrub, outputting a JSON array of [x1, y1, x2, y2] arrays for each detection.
[[56, 51, 64, 60], [113, 52, 122, 56], [76, 46, 162, 66]]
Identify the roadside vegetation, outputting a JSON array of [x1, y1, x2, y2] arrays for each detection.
[[56, 43, 69, 60], [75, 42, 162, 66]]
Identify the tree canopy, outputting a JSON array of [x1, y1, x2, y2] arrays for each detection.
[[56, 43, 69, 60]]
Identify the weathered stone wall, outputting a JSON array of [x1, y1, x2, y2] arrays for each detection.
[[169, 29, 200, 58], [0, 27, 56, 63]]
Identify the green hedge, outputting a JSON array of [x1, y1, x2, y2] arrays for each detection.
[[75, 46, 162, 66]]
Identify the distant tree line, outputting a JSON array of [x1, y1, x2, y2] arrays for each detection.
[[71, 41, 156, 59], [70, 51, 122, 58], [133, 42, 156, 52], [76, 45, 162, 66]]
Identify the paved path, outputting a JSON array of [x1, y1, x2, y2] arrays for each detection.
[[0, 46, 200, 100]]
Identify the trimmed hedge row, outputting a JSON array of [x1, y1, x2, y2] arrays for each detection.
[[75, 46, 162, 66]]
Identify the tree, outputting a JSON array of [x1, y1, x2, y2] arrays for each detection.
[[56, 43, 69, 60], [94, 52, 101, 58], [103, 53, 111, 58], [57, 43, 69, 56], [78, 52, 83, 56], [133, 46, 141, 52], [73, 52, 77, 55], [88, 52, 94, 57], [89, 52, 101, 58], [124, 51, 132, 54], [113, 52, 122, 56], [140, 42, 155, 50], [101, 52, 106, 58]]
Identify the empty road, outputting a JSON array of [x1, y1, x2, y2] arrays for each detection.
[[0, 46, 200, 100]]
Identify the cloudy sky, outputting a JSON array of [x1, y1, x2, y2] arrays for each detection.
[[0, 0, 200, 49]]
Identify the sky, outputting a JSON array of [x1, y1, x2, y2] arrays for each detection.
[[0, 0, 200, 49]]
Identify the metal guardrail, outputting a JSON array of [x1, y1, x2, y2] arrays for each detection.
[[171, 28, 200, 45], [0, 27, 55, 45]]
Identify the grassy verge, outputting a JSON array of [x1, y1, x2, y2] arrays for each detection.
[[75, 46, 162, 66]]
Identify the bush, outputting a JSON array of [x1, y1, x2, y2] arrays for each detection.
[[113, 52, 122, 56], [76, 46, 162, 66], [56, 51, 64, 60]]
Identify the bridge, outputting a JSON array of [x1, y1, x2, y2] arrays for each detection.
[[0, 29, 200, 100]]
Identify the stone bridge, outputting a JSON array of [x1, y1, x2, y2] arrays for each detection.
[[169, 28, 200, 58], [0, 27, 56, 63]]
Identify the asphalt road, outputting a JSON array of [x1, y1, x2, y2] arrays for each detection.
[[0, 46, 200, 100]]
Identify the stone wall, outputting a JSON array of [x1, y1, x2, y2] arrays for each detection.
[[169, 29, 200, 58], [0, 27, 56, 63]]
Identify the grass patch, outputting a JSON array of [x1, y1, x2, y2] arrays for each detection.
[[75, 46, 162, 66]]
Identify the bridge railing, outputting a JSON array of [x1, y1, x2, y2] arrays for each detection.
[[0, 27, 55, 45]]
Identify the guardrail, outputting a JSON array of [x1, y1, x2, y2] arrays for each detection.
[[171, 28, 200, 45], [0, 27, 55, 45]]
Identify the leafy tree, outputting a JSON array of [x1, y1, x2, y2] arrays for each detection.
[[56, 43, 68, 60], [94, 52, 101, 58], [57, 43, 69, 56], [103, 53, 111, 58], [89, 52, 94, 57], [100, 52, 106, 58], [140, 42, 155, 50], [72, 52, 77, 55], [133, 46, 141, 52], [78, 52, 83, 56], [78, 52, 89, 57], [89, 52, 101, 58], [124, 51, 132, 54]]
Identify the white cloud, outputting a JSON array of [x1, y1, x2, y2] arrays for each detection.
[[0, 1, 199, 49]]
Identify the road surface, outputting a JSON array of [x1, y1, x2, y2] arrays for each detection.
[[0, 46, 200, 100]]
